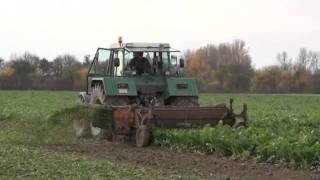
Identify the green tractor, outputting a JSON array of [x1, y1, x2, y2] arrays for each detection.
[[77, 38, 247, 147]]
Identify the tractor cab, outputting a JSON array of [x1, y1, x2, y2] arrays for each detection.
[[88, 43, 184, 77]]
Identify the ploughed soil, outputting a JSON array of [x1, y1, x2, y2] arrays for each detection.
[[42, 141, 320, 180]]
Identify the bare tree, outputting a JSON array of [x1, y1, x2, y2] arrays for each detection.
[[276, 51, 292, 70], [307, 51, 319, 73], [39, 58, 51, 76], [296, 48, 309, 71], [83, 54, 91, 67], [185, 40, 253, 92], [0, 57, 4, 69]]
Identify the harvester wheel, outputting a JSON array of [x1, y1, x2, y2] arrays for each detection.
[[78, 95, 85, 104], [89, 84, 107, 138], [235, 121, 246, 128], [73, 119, 91, 138], [222, 116, 236, 126], [135, 125, 152, 147]]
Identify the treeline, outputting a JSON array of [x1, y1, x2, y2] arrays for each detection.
[[186, 41, 320, 93], [0, 41, 320, 93], [185, 40, 253, 92], [0, 53, 89, 90], [252, 49, 320, 93]]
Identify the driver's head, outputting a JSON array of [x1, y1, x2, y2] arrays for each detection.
[[134, 51, 143, 58]]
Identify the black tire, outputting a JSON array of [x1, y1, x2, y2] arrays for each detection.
[[235, 121, 246, 129], [79, 95, 85, 103], [78, 93, 91, 104], [135, 125, 152, 147], [222, 116, 236, 126]]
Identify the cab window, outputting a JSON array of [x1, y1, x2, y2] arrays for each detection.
[[161, 52, 170, 72], [114, 50, 124, 76], [89, 49, 111, 75]]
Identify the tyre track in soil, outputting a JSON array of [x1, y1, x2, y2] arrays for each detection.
[[42, 142, 320, 180]]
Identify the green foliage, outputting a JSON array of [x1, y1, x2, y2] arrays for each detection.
[[154, 94, 320, 168], [0, 144, 197, 179], [0, 91, 76, 144]]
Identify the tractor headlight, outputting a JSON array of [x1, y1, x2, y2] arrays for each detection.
[[176, 84, 188, 89], [117, 83, 129, 94]]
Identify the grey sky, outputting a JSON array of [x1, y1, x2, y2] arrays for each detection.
[[0, 0, 319, 68]]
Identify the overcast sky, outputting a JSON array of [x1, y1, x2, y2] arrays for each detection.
[[0, 0, 319, 68]]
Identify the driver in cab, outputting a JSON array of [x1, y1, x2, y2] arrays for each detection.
[[128, 51, 151, 75]]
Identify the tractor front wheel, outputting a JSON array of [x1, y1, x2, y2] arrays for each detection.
[[90, 85, 105, 104]]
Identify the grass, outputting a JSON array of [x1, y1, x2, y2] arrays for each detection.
[[0, 91, 319, 178]]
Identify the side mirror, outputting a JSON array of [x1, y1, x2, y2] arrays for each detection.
[[171, 55, 177, 66], [179, 58, 185, 68], [114, 58, 120, 67]]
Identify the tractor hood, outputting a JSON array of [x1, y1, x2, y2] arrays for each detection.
[[103, 76, 198, 97]]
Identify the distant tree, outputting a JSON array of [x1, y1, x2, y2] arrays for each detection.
[[0, 57, 4, 69], [312, 71, 320, 93], [8, 52, 41, 89], [0, 66, 16, 89], [307, 51, 319, 73], [39, 58, 51, 76], [52, 54, 81, 89], [0, 66, 15, 77], [185, 40, 253, 92], [83, 54, 91, 67], [296, 48, 309, 71], [52, 57, 63, 78], [291, 66, 312, 93], [251, 66, 283, 93], [276, 51, 292, 70], [10, 56, 35, 76]]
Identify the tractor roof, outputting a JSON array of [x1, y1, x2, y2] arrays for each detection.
[[110, 42, 179, 52]]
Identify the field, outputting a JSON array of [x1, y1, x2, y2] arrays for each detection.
[[0, 91, 319, 179], [156, 94, 320, 167]]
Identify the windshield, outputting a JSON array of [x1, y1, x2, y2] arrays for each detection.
[[89, 48, 182, 77], [124, 51, 177, 76]]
